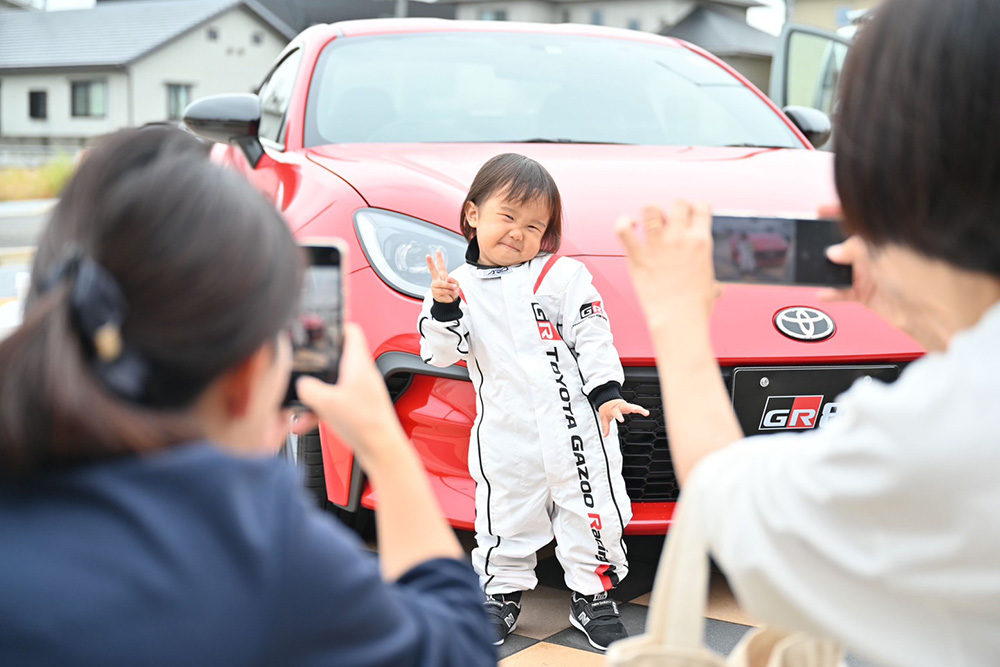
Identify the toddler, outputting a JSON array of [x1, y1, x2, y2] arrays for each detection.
[[419, 153, 647, 651]]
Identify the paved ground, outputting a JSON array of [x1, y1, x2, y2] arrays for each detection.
[[446, 532, 873, 666]]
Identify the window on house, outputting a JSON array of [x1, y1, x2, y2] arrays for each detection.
[[480, 9, 507, 21], [252, 31, 264, 45], [591, 9, 603, 25], [627, 18, 641, 31], [29, 91, 47, 119], [71, 81, 106, 118], [167, 84, 192, 120], [207, 27, 219, 41]]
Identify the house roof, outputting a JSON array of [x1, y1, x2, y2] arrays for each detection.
[[249, 0, 455, 33], [663, 4, 775, 58], [96, 0, 456, 33], [0, 0, 296, 71]]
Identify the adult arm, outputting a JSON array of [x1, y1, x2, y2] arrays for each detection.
[[265, 468, 494, 667], [296, 324, 464, 580], [615, 202, 741, 483]]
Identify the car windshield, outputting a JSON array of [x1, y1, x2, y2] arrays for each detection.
[[304, 32, 801, 148]]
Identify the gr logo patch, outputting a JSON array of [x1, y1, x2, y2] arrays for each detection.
[[759, 395, 824, 430], [533, 302, 561, 340], [580, 301, 606, 319]]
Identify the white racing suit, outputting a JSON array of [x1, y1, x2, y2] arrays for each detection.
[[418, 246, 632, 596]]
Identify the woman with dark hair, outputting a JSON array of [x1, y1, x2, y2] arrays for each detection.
[[616, 0, 1000, 664], [0, 128, 494, 666]]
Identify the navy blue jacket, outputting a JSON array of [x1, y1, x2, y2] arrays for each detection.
[[0, 443, 495, 666]]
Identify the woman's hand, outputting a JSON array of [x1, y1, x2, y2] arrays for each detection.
[[615, 201, 718, 330], [615, 200, 741, 484], [293, 322, 465, 580], [818, 235, 880, 307], [426, 249, 460, 304], [599, 399, 650, 437], [293, 323, 407, 472]]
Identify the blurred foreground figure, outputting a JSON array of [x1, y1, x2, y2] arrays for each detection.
[[0, 128, 494, 667], [616, 0, 1000, 665]]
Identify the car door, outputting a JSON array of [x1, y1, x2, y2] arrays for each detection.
[[769, 24, 852, 150]]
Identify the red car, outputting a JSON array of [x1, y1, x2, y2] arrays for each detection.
[[183, 19, 922, 534]]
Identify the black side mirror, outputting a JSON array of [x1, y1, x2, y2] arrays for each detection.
[[182, 94, 265, 167], [783, 106, 832, 149]]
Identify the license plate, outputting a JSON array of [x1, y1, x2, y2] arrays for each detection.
[[731, 365, 900, 436]]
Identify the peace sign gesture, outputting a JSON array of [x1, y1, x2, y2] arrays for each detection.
[[425, 249, 461, 303]]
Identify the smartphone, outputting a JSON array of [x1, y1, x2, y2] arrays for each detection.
[[283, 239, 346, 407], [712, 216, 852, 287]]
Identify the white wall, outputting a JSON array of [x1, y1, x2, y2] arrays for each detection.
[[0, 5, 287, 145], [130, 6, 288, 126], [455, 0, 696, 32], [0, 70, 129, 140]]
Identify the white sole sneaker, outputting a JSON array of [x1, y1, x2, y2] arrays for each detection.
[[568, 612, 607, 652], [493, 620, 517, 646]]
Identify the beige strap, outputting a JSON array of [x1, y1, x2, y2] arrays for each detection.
[[643, 492, 710, 650]]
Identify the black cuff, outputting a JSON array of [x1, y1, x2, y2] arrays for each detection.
[[588, 381, 623, 410], [431, 298, 463, 321]]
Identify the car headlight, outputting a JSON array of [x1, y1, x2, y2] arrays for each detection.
[[354, 208, 467, 299]]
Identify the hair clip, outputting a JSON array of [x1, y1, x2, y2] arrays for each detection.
[[93, 322, 124, 363]]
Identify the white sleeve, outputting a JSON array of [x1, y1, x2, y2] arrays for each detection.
[[417, 291, 470, 368], [559, 263, 624, 398], [683, 356, 989, 667]]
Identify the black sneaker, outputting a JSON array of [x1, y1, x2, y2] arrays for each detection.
[[483, 591, 522, 645], [569, 591, 628, 651]]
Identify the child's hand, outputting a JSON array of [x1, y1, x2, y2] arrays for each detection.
[[426, 249, 461, 303], [599, 399, 650, 437]]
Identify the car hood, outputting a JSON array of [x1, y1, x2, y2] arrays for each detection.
[[308, 144, 924, 362], [307, 143, 838, 255]]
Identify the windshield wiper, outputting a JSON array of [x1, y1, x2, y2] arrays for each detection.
[[513, 138, 634, 145]]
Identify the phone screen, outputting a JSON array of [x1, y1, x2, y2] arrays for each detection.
[[284, 242, 345, 407], [712, 216, 852, 287]]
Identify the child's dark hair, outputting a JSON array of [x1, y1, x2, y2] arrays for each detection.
[[0, 127, 303, 477], [460, 153, 563, 253]]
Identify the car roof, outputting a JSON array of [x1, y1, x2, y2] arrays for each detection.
[[295, 17, 687, 50]]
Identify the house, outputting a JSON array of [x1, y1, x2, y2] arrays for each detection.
[[0, 0, 295, 164], [791, 0, 878, 31], [662, 2, 774, 93], [97, 0, 457, 34], [437, 0, 776, 92]]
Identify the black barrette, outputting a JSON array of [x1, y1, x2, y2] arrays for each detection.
[[42, 247, 149, 402]]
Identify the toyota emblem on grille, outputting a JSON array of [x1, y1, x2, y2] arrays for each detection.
[[774, 307, 835, 341]]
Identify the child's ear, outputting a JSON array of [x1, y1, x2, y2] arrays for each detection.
[[464, 201, 479, 229]]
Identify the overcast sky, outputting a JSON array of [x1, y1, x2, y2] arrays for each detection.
[[748, 0, 787, 35]]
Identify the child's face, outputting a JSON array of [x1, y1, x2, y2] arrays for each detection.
[[465, 189, 551, 267]]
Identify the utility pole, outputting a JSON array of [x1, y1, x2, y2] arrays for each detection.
[[395, 0, 407, 18]]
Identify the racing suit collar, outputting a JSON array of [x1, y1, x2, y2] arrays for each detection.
[[465, 237, 533, 271]]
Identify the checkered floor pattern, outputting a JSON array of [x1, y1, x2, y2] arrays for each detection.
[[449, 534, 872, 666], [483, 534, 760, 664]]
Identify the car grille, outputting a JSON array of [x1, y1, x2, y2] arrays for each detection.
[[618, 367, 733, 502]]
